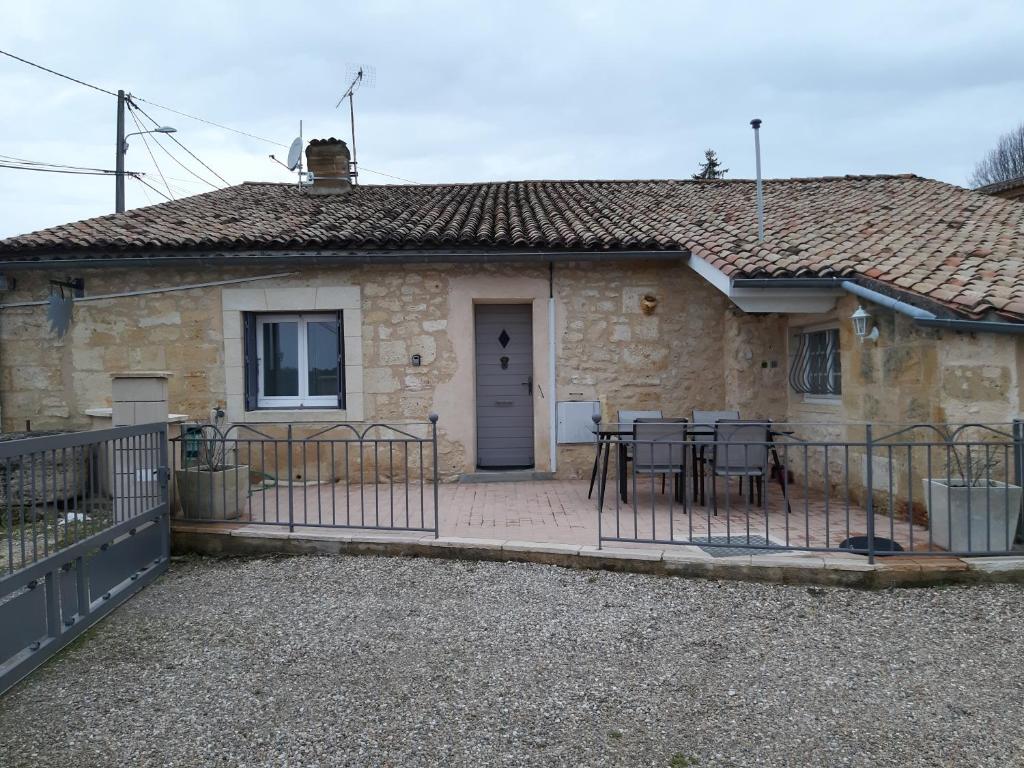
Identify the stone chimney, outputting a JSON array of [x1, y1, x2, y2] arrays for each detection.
[[305, 138, 351, 193]]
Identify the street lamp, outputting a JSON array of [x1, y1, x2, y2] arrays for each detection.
[[115, 87, 178, 213], [122, 125, 176, 154]]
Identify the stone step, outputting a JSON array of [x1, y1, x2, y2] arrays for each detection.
[[458, 470, 555, 483]]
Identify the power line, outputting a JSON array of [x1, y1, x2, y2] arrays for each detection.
[[360, 166, 420, 184], [126, 101, 221, 190], [129, 98, 231, 186], [132, 95, 287, 148], [0, 48, 116, 96], [0, 153, 123, 174], [1, 49, 420, 190], [132, 175, 172, 202], [1, 48, 282, 158], [135, 177, 156, 206], [128, 104, 174, 200], [0, 163, 141, 177]]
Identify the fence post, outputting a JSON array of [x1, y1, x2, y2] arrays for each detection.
[[429, 413, 439, 538], [593, 413, 603, 550], [865, 422, 876, 565], [286, 424, 294, 533], [158, 423, 169, 557], [1014, 418, 1024, 544]]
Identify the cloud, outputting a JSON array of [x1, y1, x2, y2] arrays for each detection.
[[1, 0, 1022, 237]]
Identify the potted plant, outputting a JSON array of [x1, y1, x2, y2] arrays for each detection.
[[175, 425, 250, 520], [922, 432, 1023, 552]]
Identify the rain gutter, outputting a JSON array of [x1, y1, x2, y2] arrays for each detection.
[[732, 276, 1024, 336]]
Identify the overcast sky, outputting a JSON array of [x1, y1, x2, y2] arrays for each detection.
[[1, 0, 1023, 238]]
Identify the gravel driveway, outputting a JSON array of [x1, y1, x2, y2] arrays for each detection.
[[1, 555, 1022, 767]]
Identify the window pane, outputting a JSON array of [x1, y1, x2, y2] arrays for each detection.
[[307, 320, 339, 397], [262, 321, 298, 396], [803, 329, 840, 395]]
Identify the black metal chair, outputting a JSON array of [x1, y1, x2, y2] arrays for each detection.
[[691, 409, 740, 505], [631, 418, 688, 503], [709, 420, 771, 515]]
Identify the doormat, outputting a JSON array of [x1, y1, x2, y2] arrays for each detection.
[[690, 535, 780, 558]]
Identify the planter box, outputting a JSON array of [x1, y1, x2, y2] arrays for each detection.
[[176, 465, 250, 520], [922, 478, 1023, 552]]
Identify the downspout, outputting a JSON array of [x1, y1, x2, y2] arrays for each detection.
[[548, 262, 557, 474]]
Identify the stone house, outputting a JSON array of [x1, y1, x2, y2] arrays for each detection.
[[0, 137, 1022, 484]]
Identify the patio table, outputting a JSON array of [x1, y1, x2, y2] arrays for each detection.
[[589, 424, 796, 514], [587, 427, 632, 505], [589, 426, 686, 509]]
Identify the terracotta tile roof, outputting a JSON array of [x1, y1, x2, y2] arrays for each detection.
[[975, 175, 1024, 196], [2, 175, 1023, 321]]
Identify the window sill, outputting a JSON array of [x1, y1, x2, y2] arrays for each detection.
[[800, 395, 842, 407], [241, 408, 354, 423]]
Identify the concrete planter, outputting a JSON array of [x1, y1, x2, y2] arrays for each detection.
[[922, 478, 1023, 552], [176, 465, 250, 520]]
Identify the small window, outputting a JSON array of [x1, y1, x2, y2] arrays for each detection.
[[247, 313, 344, 409], [790, 327, 841, 396]]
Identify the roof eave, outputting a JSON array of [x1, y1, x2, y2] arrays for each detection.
[[0, 247, 689, 269]]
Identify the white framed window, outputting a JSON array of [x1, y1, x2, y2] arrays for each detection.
[[253, 313, 343, 408], [790, 326, 841, 397]]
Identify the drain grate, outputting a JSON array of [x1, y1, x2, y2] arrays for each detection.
[[689, 535, 780, 558]]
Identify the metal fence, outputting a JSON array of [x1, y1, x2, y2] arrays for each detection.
[[0, 423, 169, 695], [595, 419, 1024, 561], [169, 415, 440, 535]]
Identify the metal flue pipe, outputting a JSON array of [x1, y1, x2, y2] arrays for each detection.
[[751, 118, 764, 242]]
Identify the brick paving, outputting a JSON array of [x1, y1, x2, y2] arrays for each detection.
[[226, 475, 932, 552]]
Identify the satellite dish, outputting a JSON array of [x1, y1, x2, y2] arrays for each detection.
[[286, 137, 302, 171]]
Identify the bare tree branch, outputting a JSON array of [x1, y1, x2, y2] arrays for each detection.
[[970, 122, 1024, 188]]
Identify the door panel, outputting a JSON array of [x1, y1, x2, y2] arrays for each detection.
[[475, 304, 534, 468]]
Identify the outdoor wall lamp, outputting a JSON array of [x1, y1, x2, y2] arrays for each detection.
[[851, 305, 879, 343]]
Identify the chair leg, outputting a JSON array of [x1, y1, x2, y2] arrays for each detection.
[[661, 474, 666, 494], [756, 477, 763, 506]]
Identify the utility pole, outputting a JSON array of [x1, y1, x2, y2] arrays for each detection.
[[115, 89, 126, 213]]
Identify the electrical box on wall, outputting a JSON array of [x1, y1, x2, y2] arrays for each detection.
[[556, 400, 600, 444]]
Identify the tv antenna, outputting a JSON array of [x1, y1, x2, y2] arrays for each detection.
[[335, 64, 375, 184], [269, 121, 307, 186]]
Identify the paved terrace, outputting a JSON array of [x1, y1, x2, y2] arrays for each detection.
[[170, 477, 1024, 587]]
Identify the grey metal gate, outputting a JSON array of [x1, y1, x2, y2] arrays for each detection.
[[0, 423, 170, 695]]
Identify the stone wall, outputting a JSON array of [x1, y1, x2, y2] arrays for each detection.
[[1, 260, 770, 481], [552, 261, 741, 478], [785, 293, 1023, 524], [8, 260, 1014, 502]]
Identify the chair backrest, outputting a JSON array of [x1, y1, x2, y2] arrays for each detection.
[[632, 418, 687, 471], [691, 410, 740, 442], [713, 420, 770, 472], [618, 410, 662, 430]]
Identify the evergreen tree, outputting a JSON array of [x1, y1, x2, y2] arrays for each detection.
[[692, 149, 728, 180]]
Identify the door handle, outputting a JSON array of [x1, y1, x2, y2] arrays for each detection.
[[523, 376, 532, 396], [495, 400, 514, 406]]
